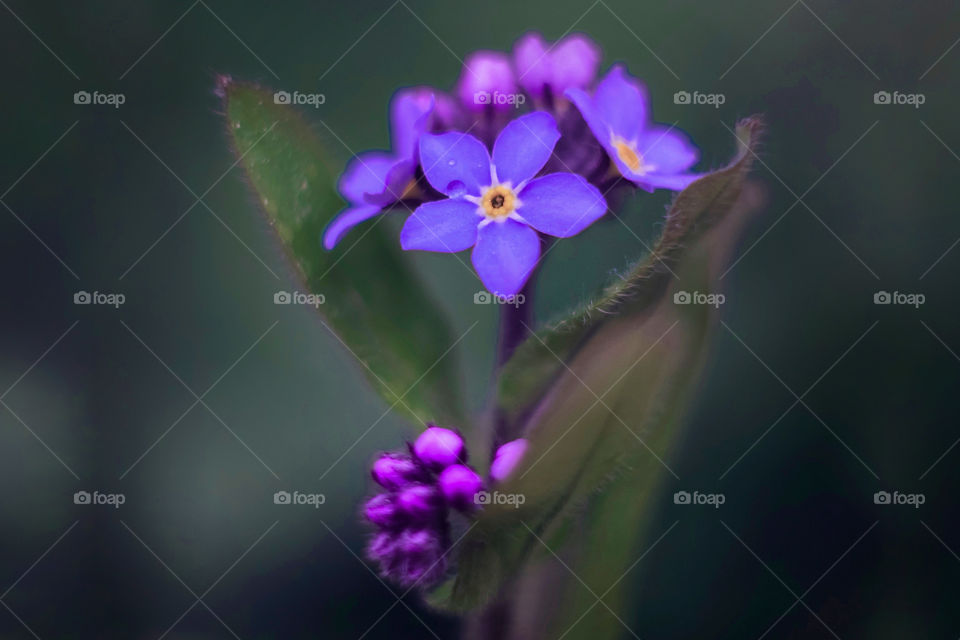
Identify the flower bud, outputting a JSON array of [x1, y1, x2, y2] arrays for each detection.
[[456, 51, 516, 112], [367, 531, 398, 569], [490, 438, 528, 483], [514, 32, 600, 100], [395, 528, 446, 587], [438, 464, 483, 511], [412, 426, 465, 470], [397, 483, 443, 524], [364, 493, 403, 530], [512, 33, 551, 98], [371, 453, 422, 490]]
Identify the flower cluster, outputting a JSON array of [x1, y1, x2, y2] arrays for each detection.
[[324, 32, 702, 296], [364, 426, 526, 588]]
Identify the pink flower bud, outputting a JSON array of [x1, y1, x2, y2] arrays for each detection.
[[412, 426, 465, 470], [364, 493, 403, 530], [371, 453, 422, 490], [490, 438, 528, 483], [456, 51, 517, 112], [397, 483, 443, 524], [438, 464, 483, 511]]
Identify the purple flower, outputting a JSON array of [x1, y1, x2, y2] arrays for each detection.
[[490, 438, 528, 483], [400, 111, 608, 296], [412, 426, 465, 470], [566, 65, 701, 192], [513, 32, 601, 101], [456, 51, 516, 111], [323, 88, 435, 249]]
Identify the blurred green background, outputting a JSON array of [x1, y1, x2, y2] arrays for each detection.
[[1, 0, 959, 637]]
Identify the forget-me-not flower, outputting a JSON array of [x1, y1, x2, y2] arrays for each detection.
[[323, 88, 435, 249], [566, 65, 701, 192], [399, 111, 607, 296]]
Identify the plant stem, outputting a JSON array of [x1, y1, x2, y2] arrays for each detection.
[[491, 277, 535, 452], [464, 593, 512, 640], [495, 279, 534, 369], [475, 275, 538, 639]]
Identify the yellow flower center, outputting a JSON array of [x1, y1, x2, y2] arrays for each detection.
[[399, 178, 421, 200], [480, 184, 517, 220], [614, 138, 645, 174]]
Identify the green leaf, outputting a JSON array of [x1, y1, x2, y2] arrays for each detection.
[[429, 116, 763, 615], [221, 79, 466, 426]]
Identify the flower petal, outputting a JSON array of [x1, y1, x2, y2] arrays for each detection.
[[419, 132, 491, 197], [362, 159, 416, 205], [400, 199, 479, 253], [338, 152, 396, 205], [323, 204, 383, 249], [637, 172, 703, 192], [389, 88, 435, 161], [594, 65, 649, 142], [565, 87, 617, 157], [639, 126, 699, 174], [471, 220, 540, 296], [492, 111, 560, 186], [517, 173, 607, 237]]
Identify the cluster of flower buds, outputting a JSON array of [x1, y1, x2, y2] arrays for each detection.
[[364, 426, 528, 588], [364, 426, 483, 588]]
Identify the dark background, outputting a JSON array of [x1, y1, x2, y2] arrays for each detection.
[[1, 1, 958, 638]]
